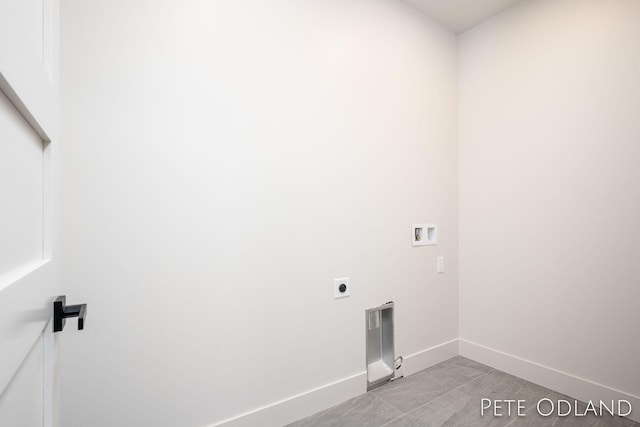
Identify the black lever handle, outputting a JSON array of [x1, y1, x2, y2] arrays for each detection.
[[53, 295, 88, 333]]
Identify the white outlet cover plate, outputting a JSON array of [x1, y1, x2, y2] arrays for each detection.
[[334, 277, 350, 299]]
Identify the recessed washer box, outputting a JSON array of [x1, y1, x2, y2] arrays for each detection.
[[366, 302, 395, 391], [412, 224, 438, 246]]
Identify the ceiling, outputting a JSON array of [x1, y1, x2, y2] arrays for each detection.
[[401, 0, 525, 33]]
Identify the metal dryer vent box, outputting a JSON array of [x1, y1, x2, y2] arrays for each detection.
[[365, 302, 395, 391]]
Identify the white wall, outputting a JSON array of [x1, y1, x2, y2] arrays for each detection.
[[59, 1, 458, 426], [459, 0, 640, 415]]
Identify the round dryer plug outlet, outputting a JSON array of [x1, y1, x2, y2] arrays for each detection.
[[334, 277, 350, 299]]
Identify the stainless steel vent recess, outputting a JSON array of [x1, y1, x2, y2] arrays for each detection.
[[365, 301, 395, 391]]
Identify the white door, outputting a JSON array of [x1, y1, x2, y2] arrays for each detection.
[[0, 0, 60, 426]]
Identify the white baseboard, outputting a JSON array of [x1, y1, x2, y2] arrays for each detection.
[[210, 372, 366, 427], [211, 339, 639, 426], [459, 339, 640, 423], [403, 338, 459, 377], [211, 339, 459, 427]]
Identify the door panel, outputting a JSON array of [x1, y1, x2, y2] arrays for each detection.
[[0, 0, 44, 64], [0, 89, 44, 277], [0, 257, 54, 398], [0, 0, 59, 425], [0, 71, 56, 400], [0, 0, 56, 139], [0, 335, 44, 427]]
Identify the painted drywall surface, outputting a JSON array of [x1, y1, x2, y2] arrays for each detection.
[[400, 0, 524, 33], [59, 0, 458, 425], [459, 0, 640, 402]]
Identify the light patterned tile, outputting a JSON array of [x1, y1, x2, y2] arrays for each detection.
[[460, 369, 552, 414], [507, 392, 637, 427], [372, 357, 488, 413], [386, 388, 513, 427], [286, 393, 401, 427]]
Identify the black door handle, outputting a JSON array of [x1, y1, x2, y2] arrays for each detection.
[[53, 295, 87, 333]]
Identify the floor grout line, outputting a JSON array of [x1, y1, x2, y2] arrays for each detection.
[[370, 392, 404, 416], [385, 368, 498, 426], [378, 414, 404, 427], [494, 378, 557, 427], [378, 367, 497, 427], [292, 362, 640, 427]]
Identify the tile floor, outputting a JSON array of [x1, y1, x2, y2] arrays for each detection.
[[287, 357, 638, 427]]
